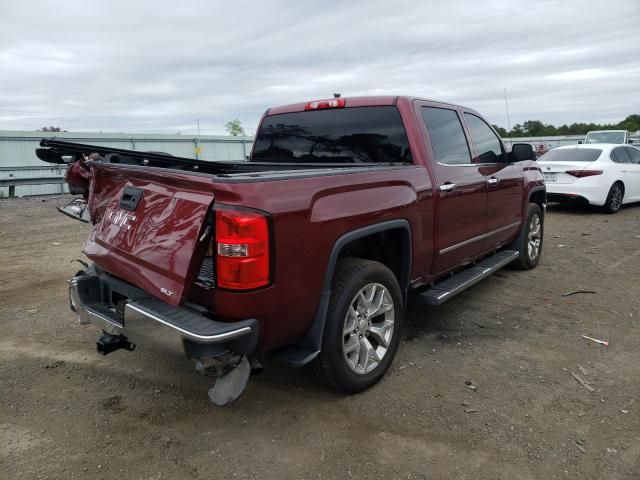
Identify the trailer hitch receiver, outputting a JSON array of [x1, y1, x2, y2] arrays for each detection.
[[96, 332, 136, 356]]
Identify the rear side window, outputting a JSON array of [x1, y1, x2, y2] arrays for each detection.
[[539, 148, 602, 162], [252, 106, 411, 163], [420, 107, 471, 165], [611, 148, 632, 163], [624, 147, 640, 164], [464, 113, 505, 163]]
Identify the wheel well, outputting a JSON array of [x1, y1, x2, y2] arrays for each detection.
[[613, 180, 625, 192], [529, 189, 546, 210], [336, 227, 410, 292]]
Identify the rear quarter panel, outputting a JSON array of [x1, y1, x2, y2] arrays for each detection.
[[211, 165, 433, 351]]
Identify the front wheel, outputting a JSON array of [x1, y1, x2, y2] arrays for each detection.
[[511, 203, 544, 270], [311, 258, 404, 393]]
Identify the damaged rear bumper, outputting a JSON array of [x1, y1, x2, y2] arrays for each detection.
[[69, 267, 258, 360]]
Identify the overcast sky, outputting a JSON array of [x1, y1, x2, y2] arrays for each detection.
[[1, 0, 639, 135]]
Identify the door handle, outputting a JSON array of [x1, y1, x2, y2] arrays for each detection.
[[439, 183, 456, 192], [488, 177, 499, 186]]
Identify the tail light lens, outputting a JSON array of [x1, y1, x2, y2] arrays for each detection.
[[215, 207, 271, 290], [566, 170, 603, 178]]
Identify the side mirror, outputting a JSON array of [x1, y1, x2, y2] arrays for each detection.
[[511, 143, 535, 161]]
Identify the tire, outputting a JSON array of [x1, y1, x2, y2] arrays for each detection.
[[311, 258, 404, 393], [602, 182, 624, 214], [511, 203, 544, 270]]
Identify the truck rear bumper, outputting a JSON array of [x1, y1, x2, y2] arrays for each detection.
[[69, 269, 258, 359]]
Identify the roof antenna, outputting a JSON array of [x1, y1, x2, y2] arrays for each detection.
[[333, 93, 341, 98]]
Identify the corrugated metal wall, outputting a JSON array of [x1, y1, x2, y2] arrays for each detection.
[[0, 131, 253, 197]]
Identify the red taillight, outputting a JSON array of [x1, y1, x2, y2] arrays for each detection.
[[304, 98, 346, 111], [566, 170, 603, 178], [215, 207, 270, 290]]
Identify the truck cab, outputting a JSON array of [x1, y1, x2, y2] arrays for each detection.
[[584, 130, 630, 144]]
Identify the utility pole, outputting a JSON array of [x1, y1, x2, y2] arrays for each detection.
[[503, 88, 511, 133], [197, 118, 201, 136]]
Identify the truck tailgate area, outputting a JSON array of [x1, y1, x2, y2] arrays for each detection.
[[83, 165, 216, 306]]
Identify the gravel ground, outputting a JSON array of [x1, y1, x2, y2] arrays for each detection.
[[1, 195, 639, 479]]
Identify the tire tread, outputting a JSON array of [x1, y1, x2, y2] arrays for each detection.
[[511, 203, 543, 270], [309, 258, 401, 393]]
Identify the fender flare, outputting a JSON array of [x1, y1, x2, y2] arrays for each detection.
[[275, 219, 412, 367], [528, 185, 546, 202], [509, 186, 547, 251], [528, 185, 547, 217]]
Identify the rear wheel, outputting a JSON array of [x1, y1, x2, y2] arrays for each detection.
[[511, 203, 544, 270], [603, 182, 624, 214], [311, 258, 403, 393]]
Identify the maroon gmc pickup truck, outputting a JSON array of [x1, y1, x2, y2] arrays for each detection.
[[38, 96, 545, 404]]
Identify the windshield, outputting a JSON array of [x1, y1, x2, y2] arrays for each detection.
[[252, 106, 411, 164], [585, 131, 626, 144], [539, 148, 602, 162]]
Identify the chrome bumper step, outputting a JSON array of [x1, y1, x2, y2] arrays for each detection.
[[125, 298, 252, 343], [418, 250, 519, 306], [69, 269, 258, 356]]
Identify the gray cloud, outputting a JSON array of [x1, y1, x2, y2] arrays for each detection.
[[1, 0, 639, 135]]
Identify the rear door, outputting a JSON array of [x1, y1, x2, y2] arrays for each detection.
[[462, 112, 524, 250], [416, 102, 487, 273]]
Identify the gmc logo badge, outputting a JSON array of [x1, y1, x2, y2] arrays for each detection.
[[107, 210, 136, 230]]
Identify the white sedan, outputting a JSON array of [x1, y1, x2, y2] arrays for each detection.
[[538, 144, 640, 213]]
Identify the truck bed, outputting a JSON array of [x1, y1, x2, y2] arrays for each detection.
[[37, 139, 403, 181]]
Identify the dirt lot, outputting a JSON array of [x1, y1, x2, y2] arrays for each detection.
[[1, 195, 639, 479]]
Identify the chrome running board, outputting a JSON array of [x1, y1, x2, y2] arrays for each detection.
[[419, 250, 519, 306]]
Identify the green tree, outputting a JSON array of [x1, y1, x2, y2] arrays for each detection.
[[492, 124, 508, 137], [225, 119, 245, 136], [617, 115, 640, 132], [510, 124, 524, 136], [522, 120, 545, 136], [495, 114, 640, 137]]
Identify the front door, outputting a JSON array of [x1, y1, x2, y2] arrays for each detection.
[[417, 103, 488, 274], [462, 112, 524, 250]]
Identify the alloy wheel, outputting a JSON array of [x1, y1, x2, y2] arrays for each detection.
[[527, 213, 542, 261], [610, 184, 623, 211], [342, 283, 395, 375]]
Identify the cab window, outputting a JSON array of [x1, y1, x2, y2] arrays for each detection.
[[464, 113, 506, 163], [420, 107, 472, 165]]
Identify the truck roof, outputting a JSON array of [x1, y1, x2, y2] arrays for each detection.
[[267, 95, 469, 115]]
